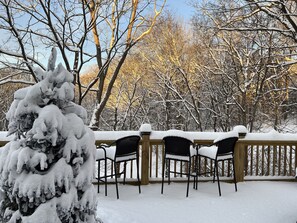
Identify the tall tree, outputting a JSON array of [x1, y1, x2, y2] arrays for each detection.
[[0, 49, 98, 222], [86, 0, 165, 129], [139, 13, 203, 130], [192, 0, 297, 131], [0, 0, 166, 129]]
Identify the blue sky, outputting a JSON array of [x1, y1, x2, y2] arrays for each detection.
[[165, 0, 196, 20]]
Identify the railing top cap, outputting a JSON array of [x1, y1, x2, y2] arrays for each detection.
[[1, 129, 297, 144], [139, 123, 152, 133]]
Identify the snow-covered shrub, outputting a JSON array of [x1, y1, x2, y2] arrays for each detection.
[[0, 49, 98, 223]]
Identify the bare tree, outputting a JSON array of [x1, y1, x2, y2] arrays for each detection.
[[139, 13, 204, 130], [191, 0, 297, 131], [0, 0, 166, 129], [85, 0, 165, 129], [97, 54, 148, 131]]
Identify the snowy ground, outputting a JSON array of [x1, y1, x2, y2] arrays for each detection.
[[96, 181, 297, 223]]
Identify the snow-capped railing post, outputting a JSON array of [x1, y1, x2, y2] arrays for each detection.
[[233, 125, 248, 182], [139, 124, 152, 185]]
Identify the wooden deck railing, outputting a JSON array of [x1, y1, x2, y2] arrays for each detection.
[[241, 140, 297, 179], [1, 128, 296, 184], [93, 129, 297, 184]]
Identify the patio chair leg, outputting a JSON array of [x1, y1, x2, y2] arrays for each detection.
[[215, 162, 221, 196], [123, 161, 127, 185], [168, 159, 171, 185], [104, 158, 107, 196], [232, 158, 237, 192], [114, 161, 119, 199], [212, 164, 216, 183], [192, 158, 195, 189], [194, 174, 198, 190], [136, 157, 141, 194], [97, 160, 100, 194], [194, 157, 198, 190], [98, 159, 108, 196], [197, 157, 201, 190], [161, 157, 166, 194], [186, 161, 191, 197]]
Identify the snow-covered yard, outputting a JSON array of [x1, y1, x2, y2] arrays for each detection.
[[96, 181, 297, 223]]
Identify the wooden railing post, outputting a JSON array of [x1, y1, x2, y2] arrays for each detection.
[[140, 124, 152, 185], [233, 126, 248, 182], [234, 141, 246, 182]]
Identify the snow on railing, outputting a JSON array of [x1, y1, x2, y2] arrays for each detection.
[[1, 125, 297, 184]]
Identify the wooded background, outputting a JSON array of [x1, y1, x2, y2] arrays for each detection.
[[1, 0, 297, 132]]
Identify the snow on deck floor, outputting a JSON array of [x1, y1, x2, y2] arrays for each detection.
[[96, 181, 297, 223]]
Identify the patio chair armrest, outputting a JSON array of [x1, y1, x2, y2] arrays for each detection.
[[97, 145, 107, 151], [96, 146, 107, 161], [99, 143, 109, 148], [99, 140, 116, 148]]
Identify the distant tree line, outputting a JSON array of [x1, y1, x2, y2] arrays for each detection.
[[0, 0, 297, 132]]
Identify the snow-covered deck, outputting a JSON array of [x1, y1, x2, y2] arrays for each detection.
[[96, 181, 297, 223]]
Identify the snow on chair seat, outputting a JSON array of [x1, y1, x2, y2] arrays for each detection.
[[198, 145, 233, 161], [197, 131, 239, 196], [97, 135, 141, 199]]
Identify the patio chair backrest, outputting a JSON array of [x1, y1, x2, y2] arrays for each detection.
[[216, 137, 238, 157], [163, 136, 192, 157], [115, 135, 141, 157]]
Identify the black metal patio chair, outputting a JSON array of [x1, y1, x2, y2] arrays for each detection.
[[197, 133, 239, 196], [161, 136, 198, 197], [97, 135, 141, 199]]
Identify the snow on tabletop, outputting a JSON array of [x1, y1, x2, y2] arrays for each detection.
[[150, 131, 221, 141], [213, 130, 239, 143], [93, 131, 140, 141]]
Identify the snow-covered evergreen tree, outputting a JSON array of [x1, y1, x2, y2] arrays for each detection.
[[0, 48, 99, 223]]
